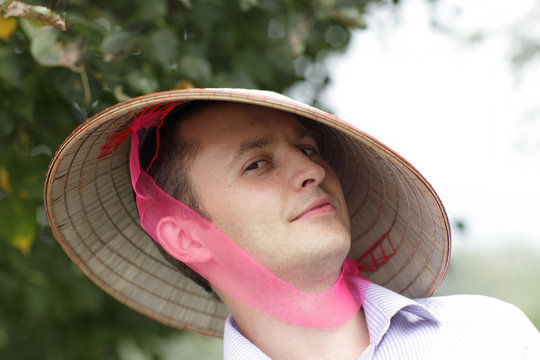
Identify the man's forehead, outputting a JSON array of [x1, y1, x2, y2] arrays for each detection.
[[178, 101, 310, 144]]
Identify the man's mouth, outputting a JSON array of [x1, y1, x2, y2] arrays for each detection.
[[291, 196, 335, 222]]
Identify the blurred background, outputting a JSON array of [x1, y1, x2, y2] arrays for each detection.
[[0, 0, 538, 358]]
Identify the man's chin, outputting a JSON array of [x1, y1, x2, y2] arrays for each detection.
[[298, 224, 351, 254], [288, 243, 351, 291]]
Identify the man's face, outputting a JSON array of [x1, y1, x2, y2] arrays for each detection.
[[179, 102, 351, 290]]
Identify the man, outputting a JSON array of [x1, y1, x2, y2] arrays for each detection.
[[45, 88, 540, 359]]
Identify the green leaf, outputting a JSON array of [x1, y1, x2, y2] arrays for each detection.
[[136, 0, 166, 21], [0, 47, 22, 87], [100, 30, 132, 60], [0, 109, 14, 139], [150, 28, 179, 68], [179, 54, 212, 83], [176, 0, 192, 9], [8, 82, 34, 123], [29, 27, 62, 66], [239, 0, 258, 11], [3, 1, 67, 31], [19, 19, 80, 69], [18, 16, 47, 39], [127, 66, 159, 94]]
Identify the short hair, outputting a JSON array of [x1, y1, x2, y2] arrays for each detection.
[[139, 101, 215, 294]]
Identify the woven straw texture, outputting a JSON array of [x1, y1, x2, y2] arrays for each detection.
[[44, 88, 451, 337]]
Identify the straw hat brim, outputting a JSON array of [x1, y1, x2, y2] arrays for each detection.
[[44, 88, 451, 337]]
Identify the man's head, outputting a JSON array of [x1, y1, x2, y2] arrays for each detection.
[[141, 101, 351, 293]]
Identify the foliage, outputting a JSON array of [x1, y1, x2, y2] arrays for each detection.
[[0, 0, 379, 252], [0, 231, 175, 360], [0, 0, 391, 357]]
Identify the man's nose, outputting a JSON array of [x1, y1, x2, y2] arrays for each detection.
[[288, 149, 326, 190]]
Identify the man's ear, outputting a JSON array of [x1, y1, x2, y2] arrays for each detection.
[[155, 216, 212, 263]]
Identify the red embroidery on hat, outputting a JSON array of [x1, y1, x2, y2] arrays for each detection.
[[97, 101, 181, 160], [356, 233, 396, 272], [97, 127, 133, 159], [145, 101, 180, 172]]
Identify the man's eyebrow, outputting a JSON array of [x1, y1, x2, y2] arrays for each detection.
[[240, 135, 274, 153], [229, 125, 314, 168], [230, 135, 275, 168]]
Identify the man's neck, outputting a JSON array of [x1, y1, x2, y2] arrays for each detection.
[[223, 294, 370, 360]]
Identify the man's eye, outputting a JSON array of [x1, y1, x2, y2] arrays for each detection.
[[245, 160, 268, 171], [301, 148, 317, 156]]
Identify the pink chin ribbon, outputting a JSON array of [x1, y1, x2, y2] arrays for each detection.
[[123, 102, 370, 328]]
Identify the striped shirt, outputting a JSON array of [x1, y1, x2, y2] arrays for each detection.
[[223, 279, 540, 359]]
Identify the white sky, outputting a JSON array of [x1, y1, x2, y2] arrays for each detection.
[[322, 0, 540, 250]]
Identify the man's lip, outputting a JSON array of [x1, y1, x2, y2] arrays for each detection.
[[290, 196, 335, 222]]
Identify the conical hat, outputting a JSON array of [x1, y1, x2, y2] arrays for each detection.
[[44, 88, 451, 337]]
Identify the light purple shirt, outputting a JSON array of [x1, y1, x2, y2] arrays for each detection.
[[223, 279, 540, 359]]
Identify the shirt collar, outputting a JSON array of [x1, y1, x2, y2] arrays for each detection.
[[362, 282, 441, 346], [224, 315, 271, 360], [223, 278, 441, 359]]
